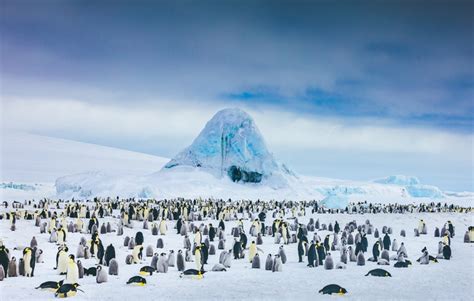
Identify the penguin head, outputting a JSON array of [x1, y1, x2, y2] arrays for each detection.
[[69, 254, 75, 261]]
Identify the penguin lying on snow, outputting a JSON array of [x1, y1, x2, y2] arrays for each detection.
[[127, 276, 147, 286], [55, 283, 83, 298], [35, 280, 64, 291], [139, 266, 155, 276], [319, 284, 348, 295], [365, 268, 392, 277], [180, 269, 206, 279]]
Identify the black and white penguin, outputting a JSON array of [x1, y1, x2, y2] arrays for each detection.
[[23, 247, 36, 277], [104, 244, 115, 266], [0, 245, 9, 277], [139, 265, 155, 276], [77, 260, 84, 278], [319, 284, 348, 295], [442, 243, 452, 260], [35, 280, 64, 291], [126, 276, 146, 286], [357, 252, 365, 266], [55, 283, 83, 298], [278, 245, 287, 264], [365, 268, 392, 277]]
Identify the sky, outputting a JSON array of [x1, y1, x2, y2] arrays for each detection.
[[1, 0, 473, 191]]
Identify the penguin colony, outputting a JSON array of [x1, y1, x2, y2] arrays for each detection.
[[0, 198, 472, 298]]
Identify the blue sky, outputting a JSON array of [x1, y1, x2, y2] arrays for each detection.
[[1, 0, 473, 191]]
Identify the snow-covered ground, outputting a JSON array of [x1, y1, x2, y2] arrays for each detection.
[[0, 206, 472, 300]]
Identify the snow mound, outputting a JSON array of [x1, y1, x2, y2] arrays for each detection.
[[405, 184, 444, 198], [164, 108, 290, 184], [373, 175, 420, 186]]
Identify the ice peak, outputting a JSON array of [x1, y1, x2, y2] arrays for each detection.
[[164, 108, 287, 183]]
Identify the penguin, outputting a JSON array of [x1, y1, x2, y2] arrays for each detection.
[[365, 268, 392, 277], [223, 250, 232, 268], [146, 245, 154, 257], [127, 276, 147, 286], [0, 245, 10, 277], [180, 269, 206, 279], [381, 250, 390, 262], [248, 241, 260, 263], [35, 280, 64, 291], [417, 247, 430, 264], [251, 253, 261, 269], [96, 239, 105, 265], [212, 263, 226, 272], [84, 266, 97, 276], [30, 237, 38, 249], [442, 243, 452, 260], [23, 247, 36, 277], [0, 265, 4, 281], [108, 259, 119, 275], [307, 241, 317, 267], [232, 239, 242, 259], [104, 244, 115, 266], [96, 265, 108, 283], [157, 253, 169, 273], [194, 246, 202, 271], [383, 233, 391, 250], [55, 283, 83, 298], [77, 260, 84, 278], [357, 252, 365, 266], [176, 250, 185, 271], [66, 255, 79, 284], [135, 231, 144, 246], [139, 265, 155, 276], [265, 254, 273, 271], [319, 284, 348, 295], [76, 245, 85, 259], [167, 250, 175, 267], [132, 245, 143, 264], [324, 253, 334, 270], [394, 261, 411, 268], [272, 254, 282, 272], [57, 247, 69, 274], [278, 245, 287, 264], [19, 258, 25, 276], [8, 257, 17, 277], [157, 238, 164, 249], [123, 236, 130, 247]]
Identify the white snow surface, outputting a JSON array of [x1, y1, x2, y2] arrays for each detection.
[[0, 207, 473, 300]]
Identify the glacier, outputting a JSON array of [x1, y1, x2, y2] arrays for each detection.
[[373, 175, 445, 198]]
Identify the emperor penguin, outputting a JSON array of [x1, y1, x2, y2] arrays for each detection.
[[157, 238, 164, 249], [151, 253, 159, 270], [76, 245, 85, 259], [176, 250, 185, 271], [65, 255, 79, 284], [218, 239, 225, 250], [30, 237, 38, 249], [57, 248, 69, 275], [157, 253, 169, 273], [340, 248, 348, 264], [357, 252, 365, 266], [0, 245, 9, 277], [77, 260, 84, 278], [57, 227, 66, 245], [248, 241, 258, 263], [23, 247, 36, 277], [104, 244, 116, 266], [108, 259, 119, 275], [223, 250, 232, 268], [381, 250, 390, 262], [212, 263, 227, 271], [167, 250, 175, 267], [123, 236, 130, 247], [96, 265, 108, 283], [146, 245, 154, 257], [19, 258, 25, 276], [391, 239, 399, 252], [0, 265, 4, 281], [49, 229, 58, 243], [272, 254, 282, 272], [324, 253, 334, 270], [278, 245, 287, 264], [159, 219, 167, 235], [251, 253, 261, 269], [194, 246, 202, 271], [132, 245, 143, 264], [8, 257, 17, 277]]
